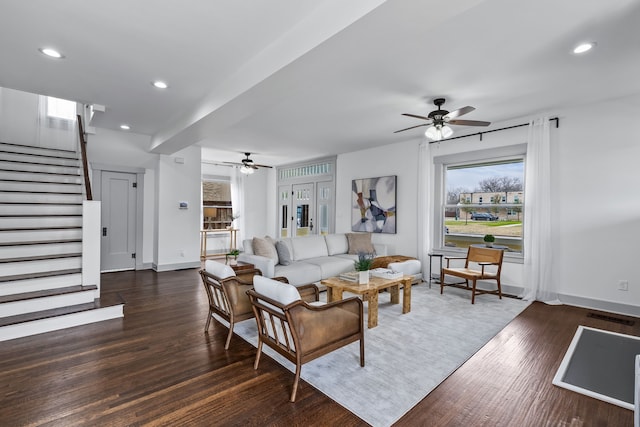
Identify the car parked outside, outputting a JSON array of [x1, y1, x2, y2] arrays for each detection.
[[471, 212, 498, 221]]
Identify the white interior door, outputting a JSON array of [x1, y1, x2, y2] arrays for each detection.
[[101, 171, 136, 271]]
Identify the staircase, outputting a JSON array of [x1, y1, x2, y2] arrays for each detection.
[[0, 141, 123, 342]]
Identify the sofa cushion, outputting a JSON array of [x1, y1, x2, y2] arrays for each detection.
[[325, 234, 349, 255], [274, 262, 322, 286], [253, 237, 279, 264], [253, 276, 301, 305], [275, 241, 292, 266], [204, 260, 236, 279], [304, 256, 355, 279], [291, 235, 328, 261], [346, 233, 375, 255]]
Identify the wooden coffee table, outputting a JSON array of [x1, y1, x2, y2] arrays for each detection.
[[321, 275, 412, 328]]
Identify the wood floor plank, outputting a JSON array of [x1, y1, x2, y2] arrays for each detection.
[[0, 268, 637, 426]]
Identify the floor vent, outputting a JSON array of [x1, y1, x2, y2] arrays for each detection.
[[587, 312, 635, 326]]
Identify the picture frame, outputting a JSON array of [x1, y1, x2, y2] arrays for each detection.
[[351, 175, 397, 234]]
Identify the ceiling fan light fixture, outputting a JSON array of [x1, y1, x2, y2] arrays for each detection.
[[240, 164, 254, 174], [425, 124, 453, 141], [572, 42, 596, 54]]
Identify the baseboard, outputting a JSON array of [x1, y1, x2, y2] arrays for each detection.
[[152, 261, 201, 272], [559, 293, 640, 318], [138, 262, 154, 270]]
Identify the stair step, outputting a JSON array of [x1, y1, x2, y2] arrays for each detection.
[[0, 271, 82, 296], [0, 142, 78, 159], [0, 285, 98, 318], [0, 216, 82, 229], [0, 301, 124, 342], [0, 180, 82, 194], [0, 152, 80, 168], [0, 254, 81, 277], [0, 204, 83, 215], [0, 284, 97, 304], [0, 160, 80, 175], [0, 170, 82, 184], [0, 240, 82, 260], [0, 228, 82, 244], [0, 192, 83, 204], [0, 248, 83, 263]]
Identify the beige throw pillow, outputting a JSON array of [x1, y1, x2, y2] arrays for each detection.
[[346, 233, 375, 255], [253, 237, 279, 264]]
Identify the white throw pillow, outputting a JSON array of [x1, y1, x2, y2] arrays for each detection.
[[204, 260, 236, 279], [253, 276, 301, 305]]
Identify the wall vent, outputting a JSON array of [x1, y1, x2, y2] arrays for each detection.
[[587, 312, 635, 326]]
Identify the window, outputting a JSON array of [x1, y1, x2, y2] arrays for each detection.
[[44, 96, 77, 131], [202, 180, 233, 230], [442, 157, 525, 255]]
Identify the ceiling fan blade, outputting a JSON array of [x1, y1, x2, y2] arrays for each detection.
[[394, 123, 429, 133], [402, 113, 431, 121], [254, 164, 273, 168], [445, 106, 475, 120], [222, 161, 243, 166], [448, 119, 491, 127]]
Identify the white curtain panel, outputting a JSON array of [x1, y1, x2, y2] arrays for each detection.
[[522, 116, 559, 303], [417, 141, 433, 278], [229, 166, 245, 244]]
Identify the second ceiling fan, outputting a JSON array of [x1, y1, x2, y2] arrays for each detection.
[[395, 98, 491, 140]]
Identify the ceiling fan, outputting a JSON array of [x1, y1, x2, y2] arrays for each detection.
[[394, 98, 491, 141], [223, 152, 272, 174]]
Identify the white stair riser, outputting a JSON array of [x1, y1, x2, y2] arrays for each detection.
[[0, 181, 82, 193], [0, 160, 80, 175], [0, 305, 124, 342], [0, 242, 82, 260], [0, 144, 77, 159], [0, 273, 82, 296], [0, 216, 82, 229], [0, 256, 81, 276], [0, 228, 82, 243], [0, 152, 80, 167], [0, 192, 82, 204], [0, 290, 96, 318], [0, 204, 82, 216], [0, 170, 81, 184]]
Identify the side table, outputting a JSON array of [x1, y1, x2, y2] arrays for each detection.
[[227, 261, 255, 273]]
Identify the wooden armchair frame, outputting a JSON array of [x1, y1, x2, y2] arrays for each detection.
[[199, 268, 262, 349], [247, 282, 364, 402], [440, 246, 504, 304]]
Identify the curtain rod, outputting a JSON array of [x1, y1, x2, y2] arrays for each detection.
[[429, 117, 559, 144]]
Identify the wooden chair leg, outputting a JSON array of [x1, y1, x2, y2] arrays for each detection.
[[254, 341, 263, 370], [224, 320, 234, 350], [204, 310, 212, 332], [360, 338, 365, 367], [471, 279, 476, 304], [497, 279, 502, 299], [440, 271, 445, 294], [290, 364, 302, 402]]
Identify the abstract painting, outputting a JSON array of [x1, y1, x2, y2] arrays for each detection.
[[351, 175, 396, 233]]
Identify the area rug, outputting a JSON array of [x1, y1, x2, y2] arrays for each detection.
[[553, 325, 640, 410], [233, 284, 530, 427]]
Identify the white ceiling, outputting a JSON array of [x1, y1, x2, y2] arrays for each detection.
[[1, 0, 639, 167]]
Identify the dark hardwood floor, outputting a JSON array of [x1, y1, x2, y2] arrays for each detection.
[[0, 268, 637, 426]]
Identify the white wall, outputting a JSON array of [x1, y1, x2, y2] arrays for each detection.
[[243, 167, 274, 244], [154, 145, 202, 271], [334, 94, 640, 315], [336, 140, 420, 256]]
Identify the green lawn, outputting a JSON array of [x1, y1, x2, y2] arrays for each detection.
[[445, 220, 522, 227]]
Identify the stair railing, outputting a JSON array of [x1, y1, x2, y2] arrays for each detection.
[[76, 114, 93, 200]]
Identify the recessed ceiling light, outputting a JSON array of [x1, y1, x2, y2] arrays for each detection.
[[573, 42, 596, 54], [152, 81, 168, 89], [39, 47, 64, 59], [120, 124, 131, 130]]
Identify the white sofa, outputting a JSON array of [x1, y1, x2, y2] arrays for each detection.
[[238, 234, 387, 286]]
